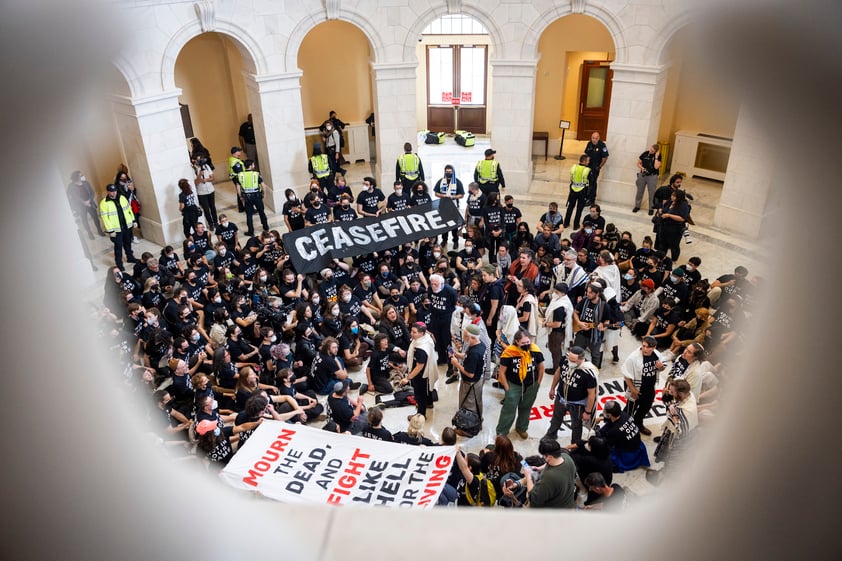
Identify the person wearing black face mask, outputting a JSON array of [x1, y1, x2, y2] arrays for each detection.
[[282, 189, 305, 232], [409, 181, 432, 207], [433, 164, 464, 248], [495, 329, 545, 439], [501, 194, 523, 246], [333, 193, 358, 222]]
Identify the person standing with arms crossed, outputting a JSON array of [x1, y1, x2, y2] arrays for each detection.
[[237, 159, 270, 237], [583, 132, 609, 204]]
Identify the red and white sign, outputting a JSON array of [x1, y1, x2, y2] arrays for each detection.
[[441, 91, 452, 103], [221, 421, 455, 509], [460, 91, 472, 103], [451, 96, 461, 106]]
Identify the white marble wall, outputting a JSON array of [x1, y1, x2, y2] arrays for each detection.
[[245, 72, 311, 212], [111, 91, 195, 246], [713, 105, 773, 238], [371, 62, 419, 190], [598, 64, 668, 207], [488, 60, 539, 193]]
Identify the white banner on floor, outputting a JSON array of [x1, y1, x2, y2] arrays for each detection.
[[220, 421, 456, 509]]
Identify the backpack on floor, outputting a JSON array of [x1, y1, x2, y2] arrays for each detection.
[[465, 473, 497, 507], [424, 130, 446, 144], [454, 130, 475, 147]]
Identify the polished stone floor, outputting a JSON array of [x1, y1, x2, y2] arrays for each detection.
[[78, 134, 765, 498]]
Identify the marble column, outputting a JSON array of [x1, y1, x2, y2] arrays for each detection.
[[713, 105, 775, 238], [243, 72, 310, 213], [371, 62, 417, 190], [598, 63, 668, 206], [488, 59, 539, 193], [110, 90, 194, 246]]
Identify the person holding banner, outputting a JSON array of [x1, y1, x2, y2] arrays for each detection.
[[402, 322, 438, 418], [433, 164, 464, 249], [310, 337, 360, 395]]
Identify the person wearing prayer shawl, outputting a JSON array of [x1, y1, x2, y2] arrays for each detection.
[[553, 249, 590, 305], [543, 282, 574, 372], [402, 322, 439, 418], [494, 328, 546, 439]]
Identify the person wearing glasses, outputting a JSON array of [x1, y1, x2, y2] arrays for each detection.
[[621, 335, 666, 436]]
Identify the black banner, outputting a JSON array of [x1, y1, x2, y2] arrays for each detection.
[[282, 199, 464, 274]]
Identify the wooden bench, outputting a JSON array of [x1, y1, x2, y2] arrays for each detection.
[[533, 131, 549, 161]]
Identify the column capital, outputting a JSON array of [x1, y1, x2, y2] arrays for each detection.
[[489, 58, 540, 76], [370, 61, 417, 80], [108, 89, 183, 118], [609, 63, 668, 85], [243, 71, 304, 93]]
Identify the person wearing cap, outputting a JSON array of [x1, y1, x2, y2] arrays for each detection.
[[543, 282, 574, 371], [622, 278, 661, 336], [326, 379, 367, 434], [228, 146, 245, 212], [67, 170, 105, 239], [545, 345, 598, 444], [396, 141, 425, 191], [308, 143, 334, 193], [474, 148, 505, 196], [100, 183, 138, 270], [450, 322, 487, 420], [622, 335, 666, 436], [572, 281, 609, 368], [237, 159, 270, 237], [495, 328, 545, 439], [660, 266, 689, 309], [553, 249, 590, 305], [563, 154, 592, 230], [194, 418, 236, 467]]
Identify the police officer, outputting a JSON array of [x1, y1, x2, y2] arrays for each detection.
[[236, 159, 270, 236], [99, 183, 138, 270], [563, 154, 591, 230], [583, 132, 609, 203], [396, 142, 425, 191], [228, 146, 245, 212], [633, 144, 661, 213], [308, 143, 334, 193], [474, 148, 505, 196]]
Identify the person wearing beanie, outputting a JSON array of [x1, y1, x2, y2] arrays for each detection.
[[449, 322, 487, 421], [621, 277, 661, 336]]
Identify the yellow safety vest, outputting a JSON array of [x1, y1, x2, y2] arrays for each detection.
[[99, 195, 135, 232], [310, 154, 331, 178], [228, 156, 244, 179], [398, 153, 420, 180], [237, 170, 261, 194], [569, 164, 591, 192], [476, 159, 499, 183]]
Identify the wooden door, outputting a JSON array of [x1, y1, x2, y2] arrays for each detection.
[[577, 60, 613, 140], [426, 45, 487, 134]]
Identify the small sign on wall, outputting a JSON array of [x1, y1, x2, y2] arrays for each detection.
[[461, 91, 472, 102], [451, 97, 461, 106], [441, 92, 452, 103]]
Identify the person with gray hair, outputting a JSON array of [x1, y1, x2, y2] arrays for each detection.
[[450, 322, 487, 420], [428, 273, 458, 366], [553, 248, 589, 305]]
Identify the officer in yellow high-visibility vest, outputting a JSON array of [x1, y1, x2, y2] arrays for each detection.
[[236, 159, 270, 236], [229, 146, 246, 212], [563, 154, 592, 230], [308, 143, 334, 193], [99, 183, 138, 270], [396, 142, 425, 191], [473, 148, 505, 196]]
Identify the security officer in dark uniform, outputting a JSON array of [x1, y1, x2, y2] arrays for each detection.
[[229, 146, 245, 212], [236, 159, 270, 236], [583, 132, 609, 204], [308, 143, 334, 193], [633, 144, 661, 214], [396, 142, 425, 191]]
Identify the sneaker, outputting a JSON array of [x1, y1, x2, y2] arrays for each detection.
[[632, 207, 640, 213], [445, 375, 458, 384], [349, 381, 362, 390]]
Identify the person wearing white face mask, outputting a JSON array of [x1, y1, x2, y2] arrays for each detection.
[[433, 164, 465, 249], [386, 179, 410, 212]]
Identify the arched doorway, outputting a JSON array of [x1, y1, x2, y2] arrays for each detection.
[[417, 14, 491, 134], [298, 21, 375, 167], [533, 14, 615, 157]]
